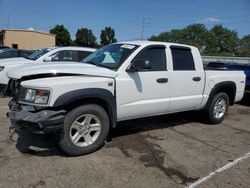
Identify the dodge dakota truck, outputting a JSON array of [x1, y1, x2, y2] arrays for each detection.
[[2, 41, 246, 156]]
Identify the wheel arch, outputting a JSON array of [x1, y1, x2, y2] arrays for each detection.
[[204, 81, 236, 109], [53, 88, 117, 128]]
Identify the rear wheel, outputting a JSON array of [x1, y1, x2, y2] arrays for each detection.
[[57, 104, 110, 156], [206, 92, 229, 124]]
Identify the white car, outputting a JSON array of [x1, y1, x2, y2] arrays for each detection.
[[0, 46, 96, 91], [3, 41, 245, 156]]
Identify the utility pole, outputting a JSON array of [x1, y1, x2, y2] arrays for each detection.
[[7, 14, 10, 28], [140, 18, 150, 40], [141, 18, 145, 40]]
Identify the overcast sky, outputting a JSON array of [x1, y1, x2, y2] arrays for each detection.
[[0, 0, 249, 41]]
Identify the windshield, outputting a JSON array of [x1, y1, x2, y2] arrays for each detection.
[[82, 43, 139, 69], [26, 48, 51, 60]]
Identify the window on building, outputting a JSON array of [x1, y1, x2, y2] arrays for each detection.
[[12, 44, 18, 49]]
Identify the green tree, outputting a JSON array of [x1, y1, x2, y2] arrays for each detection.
[[50, 25, 71, 46], [182, 24, 209, 51], [149, 24, 209, 52], [100, 27, 117, 46], [148, 24, 243, 56], [238, 34, 250, 57], [148, 32, 170, 42], [75, 28, 97, 47], [148, 29, 184, 43], [205, 25, 239, 56]]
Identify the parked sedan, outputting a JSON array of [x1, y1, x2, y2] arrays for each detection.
[[0, 48, 32, 59]]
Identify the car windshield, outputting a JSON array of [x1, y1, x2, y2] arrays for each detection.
[[82, 43, 139, 70], [26, 48, 51, 60]]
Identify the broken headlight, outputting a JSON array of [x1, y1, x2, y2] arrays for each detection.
[[19, 87, 50, 105]]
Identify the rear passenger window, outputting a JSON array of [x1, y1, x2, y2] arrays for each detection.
[[171, 48, 195, 71], [134, 47, 166, 71]]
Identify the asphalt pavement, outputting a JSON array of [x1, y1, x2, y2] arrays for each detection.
[[0, 97, 250, 188]]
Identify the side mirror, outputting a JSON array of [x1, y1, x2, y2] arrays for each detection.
[[43, 57, 52, 62], [128, 59, 151, 72]]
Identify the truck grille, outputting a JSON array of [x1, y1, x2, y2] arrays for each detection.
[[1, 79, 20, 98]]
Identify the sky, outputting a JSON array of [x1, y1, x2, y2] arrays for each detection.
[[0, 0, 250, 41]]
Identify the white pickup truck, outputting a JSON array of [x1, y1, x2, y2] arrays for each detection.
[[2, 41, 246, 156]]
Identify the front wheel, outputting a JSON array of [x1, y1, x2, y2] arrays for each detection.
[[206, 92, 229, 124], [56, 104, 110, 156]]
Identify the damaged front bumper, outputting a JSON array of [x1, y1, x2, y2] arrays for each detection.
[[7, 103, 66, 134]]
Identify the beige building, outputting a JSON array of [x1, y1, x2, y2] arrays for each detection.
[[0, 29, 55, 50]]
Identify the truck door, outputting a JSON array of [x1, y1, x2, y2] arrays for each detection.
[[115, 45, 172, 121], [169, 46, 205, 112]]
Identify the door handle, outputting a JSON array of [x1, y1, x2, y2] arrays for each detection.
[[157, 78, 168, 83], [193, 77, 201, 82]]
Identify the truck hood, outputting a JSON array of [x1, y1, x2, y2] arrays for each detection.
[[7, 62, 118, 79], [0, 57, 33, 65]]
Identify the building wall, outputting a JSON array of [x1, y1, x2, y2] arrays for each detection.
[[2, 30, 55, 50]]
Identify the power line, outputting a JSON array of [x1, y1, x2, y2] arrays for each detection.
[[103, 7, 249, 34], [103, 7, 250, 39], [13, 7, 250, 40], [148, 7, 250, 23], [104, 7, 250, 31], [148, 16, 250, 31], [149, 14, 250, 27]]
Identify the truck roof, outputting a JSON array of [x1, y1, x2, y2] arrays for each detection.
[[118, 40, 195, 49]]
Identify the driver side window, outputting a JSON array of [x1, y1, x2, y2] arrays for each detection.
[[133, 47, 166, 71]]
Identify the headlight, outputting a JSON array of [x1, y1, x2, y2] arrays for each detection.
[[19, 88, 50, 105], [0, 66, 4, 72]]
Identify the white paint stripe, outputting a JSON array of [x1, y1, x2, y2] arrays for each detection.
[[187, 151, 250, 188]]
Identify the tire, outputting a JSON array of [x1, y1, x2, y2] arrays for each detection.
[[56, 104, 110, 156], [206, 92, 229, 124]]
